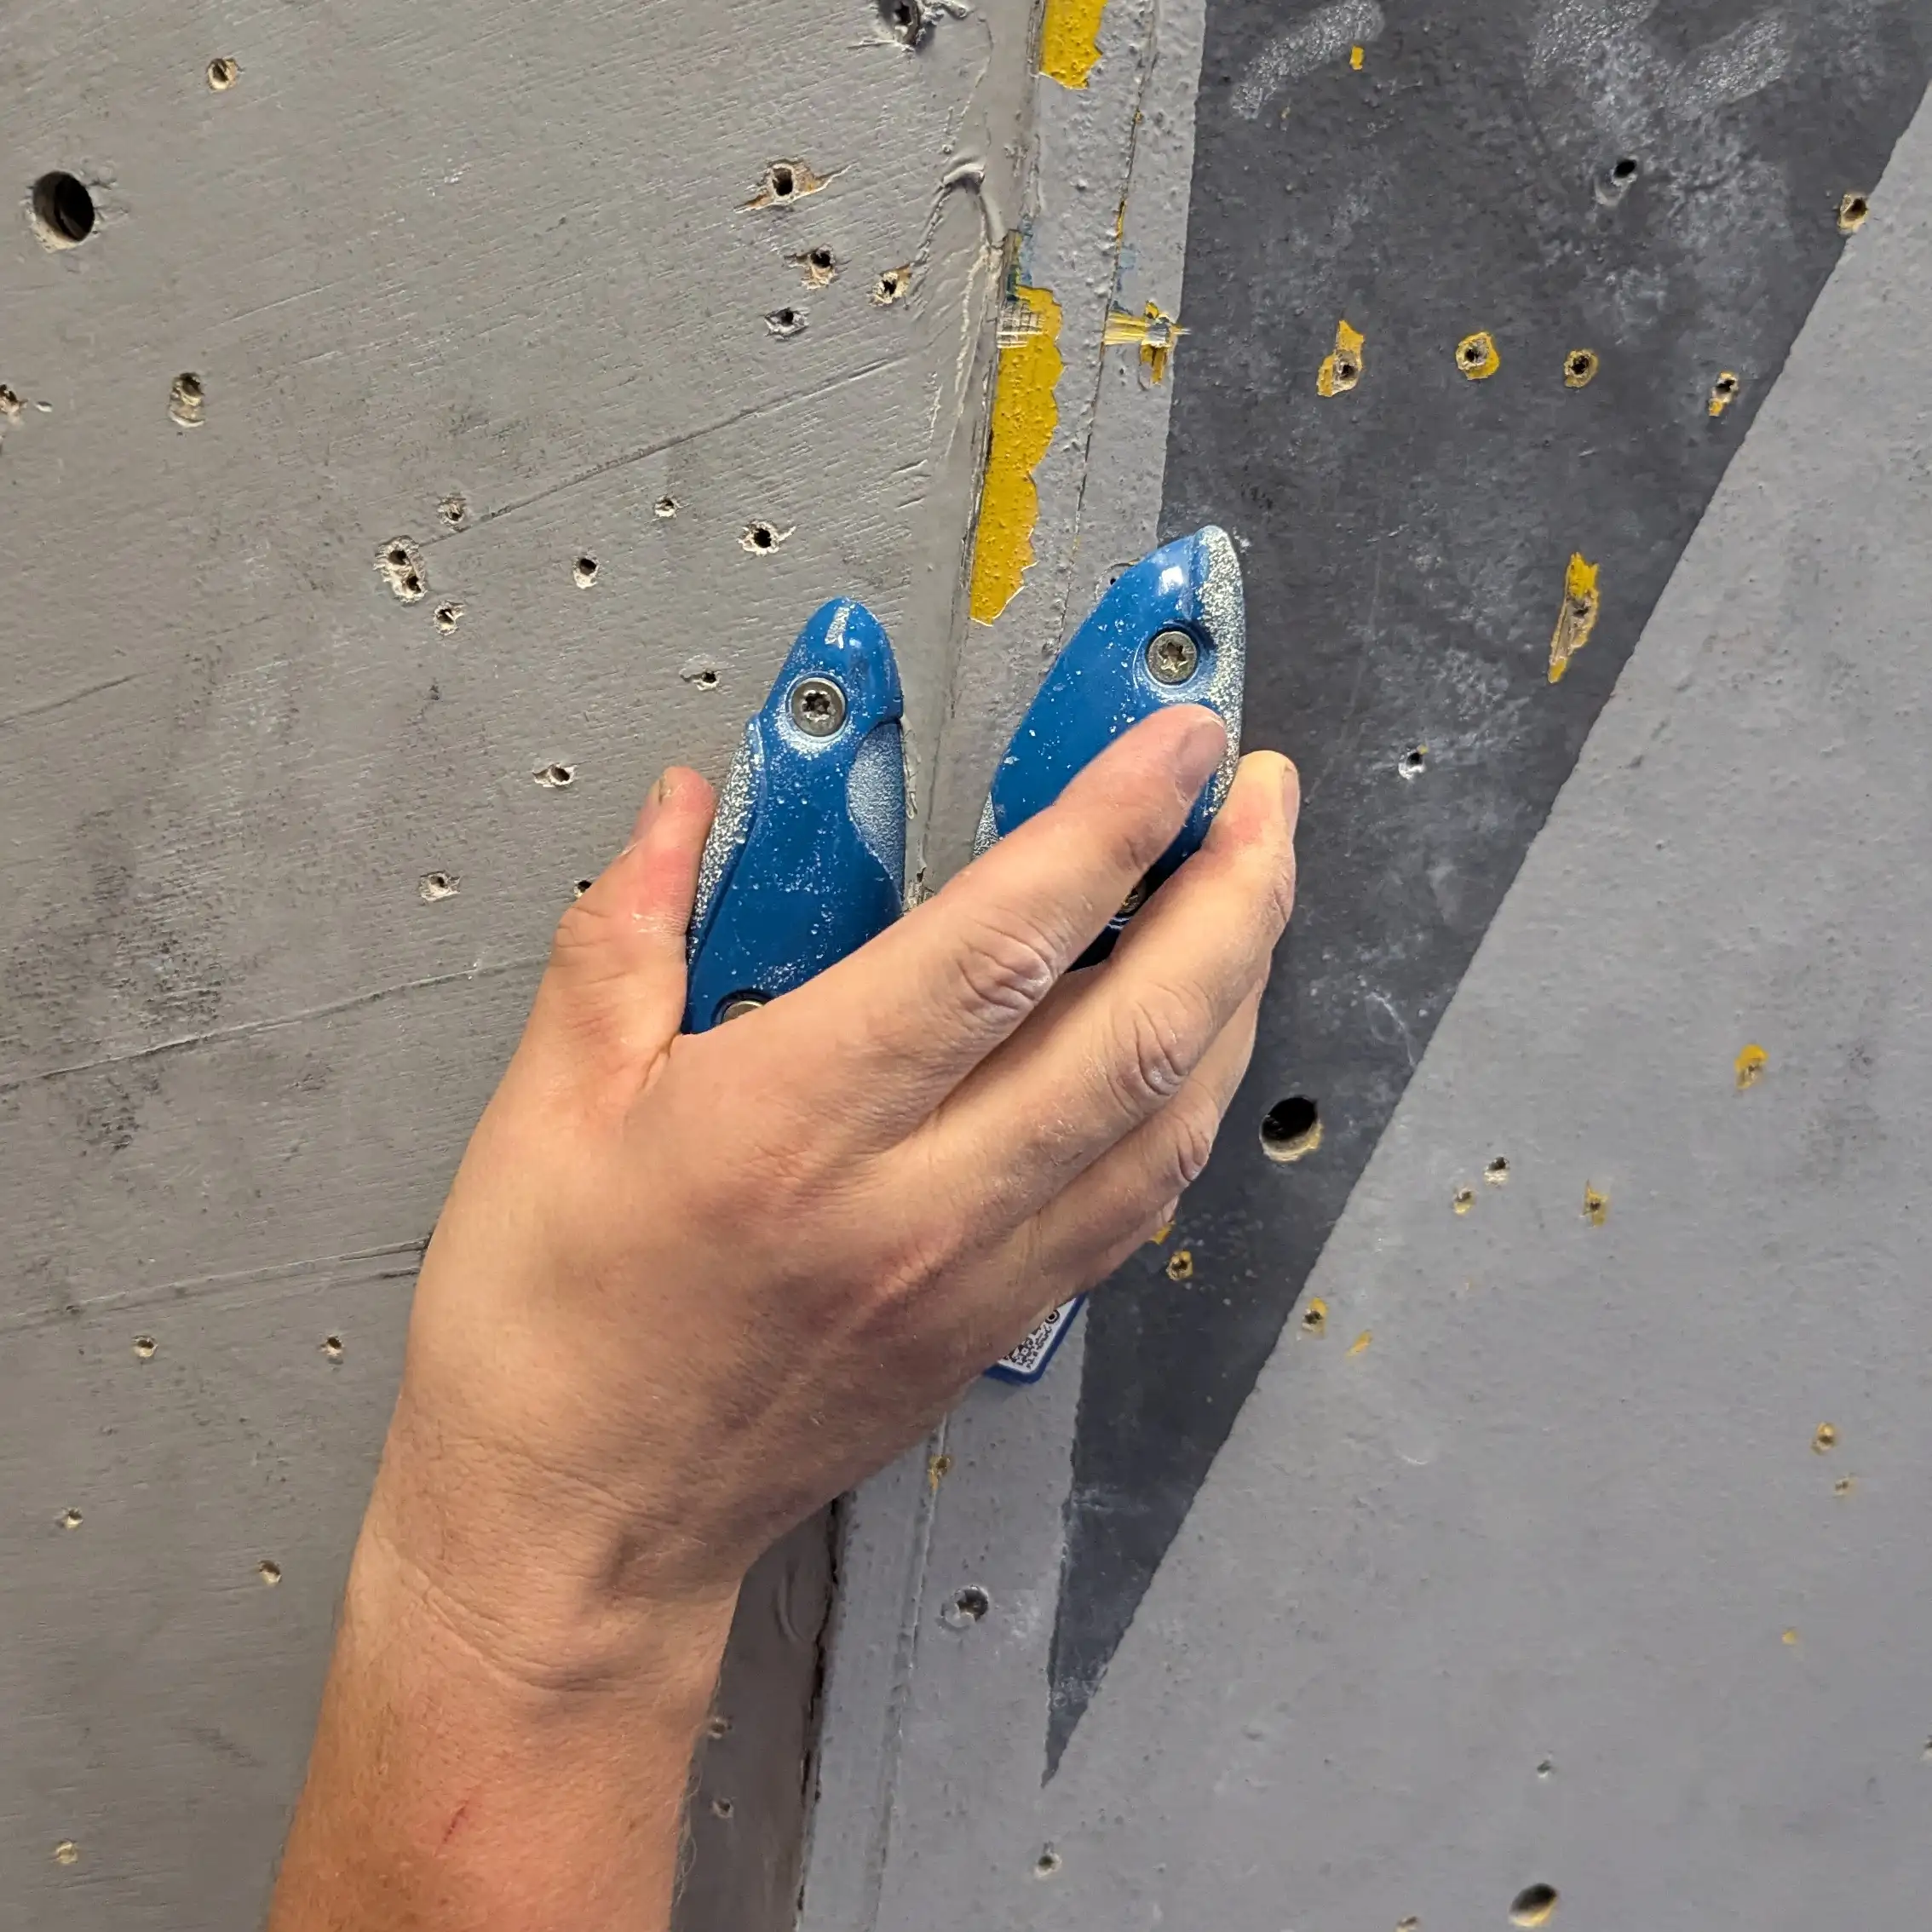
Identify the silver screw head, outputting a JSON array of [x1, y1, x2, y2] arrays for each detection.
[[1147, 629, 1199, 685], [717, 993, 770, 1023], [789, 676, 848, 736]]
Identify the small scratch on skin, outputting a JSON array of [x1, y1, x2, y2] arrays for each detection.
[[1233, 0, 1385, 119]]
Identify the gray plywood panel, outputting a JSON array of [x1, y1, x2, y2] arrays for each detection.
[[2, 0, 1035, 1923]]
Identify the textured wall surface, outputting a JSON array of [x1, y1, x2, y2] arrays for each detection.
[[0, 3, 1033, 1925]]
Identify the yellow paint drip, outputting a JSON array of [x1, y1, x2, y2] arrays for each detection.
[[1735, 1044, 1768, 1090], [1458, 331, 1501, 380], [1348, 1330, 1373, 1355], [1040, 0, 1107, 87], [1102, 302, 1187, 382], [969, 284, 1063, 624], [1548, 553, 1601, 684], [1318, 319, 1366, 396]]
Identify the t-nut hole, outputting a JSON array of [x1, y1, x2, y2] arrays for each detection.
[[945, 1584, 991, 1626], [1509, 1884, 1559, 1926], [32, 172, 96, 247], [1260, 1095, 1321, 1163]]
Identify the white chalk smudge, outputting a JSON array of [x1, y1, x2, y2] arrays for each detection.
[[1528, 0, 1659, 87], [1668, 12, 1792, 118], [1232, 0, 1384, 120]]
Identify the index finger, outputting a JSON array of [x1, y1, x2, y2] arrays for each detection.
[[772, 705, 1229, 1145]]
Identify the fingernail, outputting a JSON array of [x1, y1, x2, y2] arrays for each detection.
[[626, 774, 670, 848], [1170, 710, 1227, 788], [1279, 756, 1301, 825]]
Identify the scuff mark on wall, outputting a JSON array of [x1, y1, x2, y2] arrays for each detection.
[[1232, 0, 1384, 119], [1666, 13, 1791, 121], [1039, 0, 1108, 89], [968, 283, 1063, 623], [1548, 553, 1601, 683]]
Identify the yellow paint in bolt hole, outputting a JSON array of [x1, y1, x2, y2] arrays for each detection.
[[1457, 331, 1502, 380], [1348, 1330, 1373, 1355], [1709, 371, 1742, 417], [1584, 1184, 1609, 1227], [1165, 1248, 1195, 1281], [1318, 319, 1366, 397], [1812, 1423, 1838, 1454], [969, 284, 1064, 624], [1039, 0, 1107, 88], [1102, 302, 1188, 382], [1350, 43, 1366, 68], [928, 1452, 953, 1491], [1735, 1044, 1768, 1090], [1452, 1186, 1476, 1216], [1301, 1297, 1328, 1336], [1548, 553, 1601, 684], [54, 1842, 79, 1867]]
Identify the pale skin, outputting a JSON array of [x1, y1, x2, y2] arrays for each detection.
[[267, 706, 1299, 1932]]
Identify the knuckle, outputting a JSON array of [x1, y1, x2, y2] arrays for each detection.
[[1107, 987, 1205, 1116], [950, 911, 1063, 1026], [1163, 1092, 1223, 1192]]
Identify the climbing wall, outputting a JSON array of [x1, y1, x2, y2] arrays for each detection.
[[0, 4, 1033, 1926], [803, 1, 1932, 1927]]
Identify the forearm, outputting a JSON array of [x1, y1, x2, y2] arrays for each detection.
[[269, 1469, 733, 1932]]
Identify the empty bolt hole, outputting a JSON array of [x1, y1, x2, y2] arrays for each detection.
[[207, 56, 239, 89], [536, 762, 575, 788], [1486, 1156, 1510, 1185], [872, 265, 911, 305], [1509, 1884, 1559, 1927], [1400, 745, 1428, 778], [1612, 157, 1638, 182], [654, 495, 678, 518], [766, 305, 806, 336], [1034, 1848, 1062, 1878], [573, 555, 599, 588], [1840, 192, 1871, 233], [434, 602, 463, 634], [768, 164, 796, 199], [881, 0, 929, 42], [133, 1335, 157, 1360], [1260, 1095, 1321, 1164], [60, 1507, 83, 1529], [704, 1713, 733, 1739], [32, 172, 96, 247], [419, 871, 458, 902], [54, 1842, 79, 1866], [946, 1584, 991, 1625], [257, 1558, 283, 1586], [572, 878, 595, 898], [439, 494, 468, 527], [322, 1335, 343, 1360], [1536, 1757, 1555, 1778], [710, 1797, 734, 1820], [743, 520, 781, 552]]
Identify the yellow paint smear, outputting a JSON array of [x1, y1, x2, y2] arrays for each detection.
[[1348, 1330, 1373, 1355], [1318, 319, 1366, 397], [1458, 331, 1501, 380], [927, 1452, 953, 1491], [1102, 302, 1187, 382], [969, 284, 1063, 624], [1040, 0, 1107, 87], [1548, 553, 1601, 684], [1584, 1184, 1609, 1227], [1350, 43, 1366, 68], [1735, 1044, 1768, 1090]]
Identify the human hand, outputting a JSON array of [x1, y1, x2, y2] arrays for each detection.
[[271, 704, 1297, 1932], [365, 706, 1298, 1666]]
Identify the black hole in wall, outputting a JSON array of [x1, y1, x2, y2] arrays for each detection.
[[1260, 1095, 1320, 1160], [1612, 156, 1639, 181], [770, 164, 795, 198], [1509, 1883, 1560, 1925], [809, 246, 834, 269], [32, 172, 95, 244], [750, 525, 773, 548], [951, 1585, 990, 1622]]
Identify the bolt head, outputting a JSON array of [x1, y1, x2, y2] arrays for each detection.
[[1146, 629, 1199, 685], [789, 676, 848, 736]]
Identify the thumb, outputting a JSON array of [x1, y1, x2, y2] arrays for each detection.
[[530, 767, 717, 1082]]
